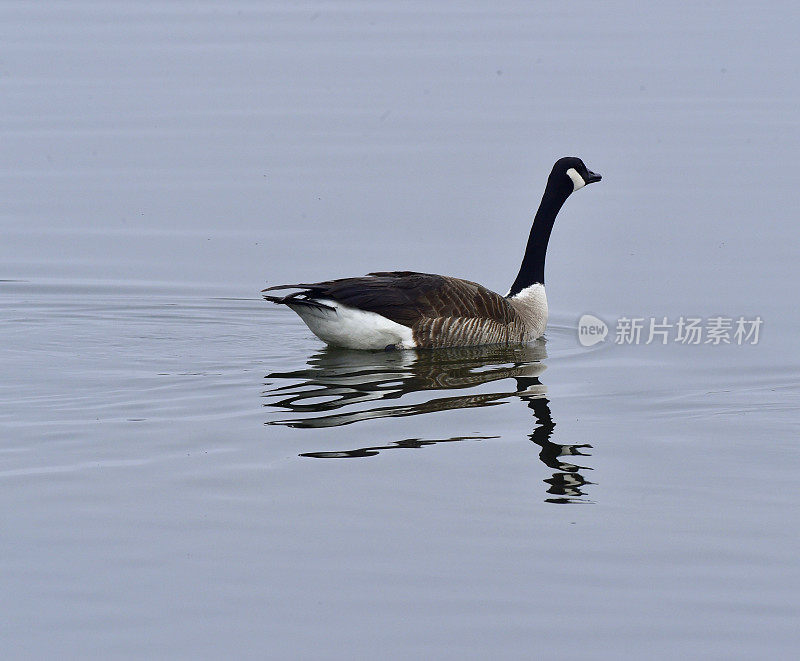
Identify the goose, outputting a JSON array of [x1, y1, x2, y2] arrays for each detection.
[[263, 156, 601, 350]]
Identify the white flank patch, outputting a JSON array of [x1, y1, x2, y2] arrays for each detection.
[[288, 299, 416, 350], [566, 167, 586, 191], [508, 283, 548, 339]]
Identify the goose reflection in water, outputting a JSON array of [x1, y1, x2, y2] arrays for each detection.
[[263, 343, 594, 504]]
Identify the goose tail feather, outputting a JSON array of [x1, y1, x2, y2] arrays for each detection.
[[262, 282, 320, 293], [262, 290, 336, 312]]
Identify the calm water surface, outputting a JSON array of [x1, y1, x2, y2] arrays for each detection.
[[2, 1, 799, 658]]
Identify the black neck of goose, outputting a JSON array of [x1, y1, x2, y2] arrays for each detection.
[[507, 183, 570, 297]]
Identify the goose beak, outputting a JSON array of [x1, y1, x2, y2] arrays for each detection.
[[585, 170, 602, 184]]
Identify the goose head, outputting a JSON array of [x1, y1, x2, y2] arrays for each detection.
[[549, 156, 602, 195]]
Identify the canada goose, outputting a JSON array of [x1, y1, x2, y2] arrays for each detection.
[[263, 156, 601, 350]]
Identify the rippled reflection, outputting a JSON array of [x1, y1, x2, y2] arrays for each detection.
[[263, 344, 594, 504]]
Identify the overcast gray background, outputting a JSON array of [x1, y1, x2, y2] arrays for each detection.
[[2, 2, 799, 659]]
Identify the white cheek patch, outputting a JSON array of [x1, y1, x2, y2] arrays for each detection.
[[566, 167, 586, 191]]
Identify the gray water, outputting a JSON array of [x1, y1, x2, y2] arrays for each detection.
[[2, 2, 799, 658]]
